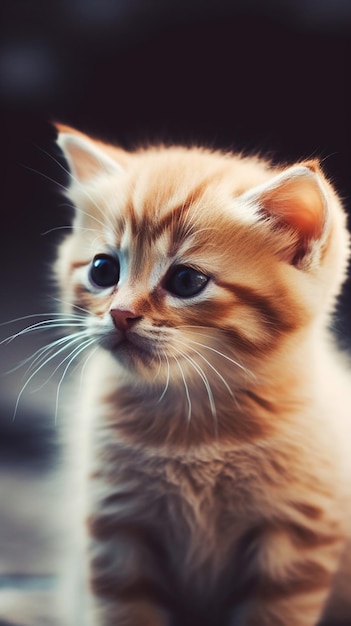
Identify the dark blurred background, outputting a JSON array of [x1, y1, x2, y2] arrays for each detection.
[[0, 1, 350, 623], [2, 0, 351, 444]]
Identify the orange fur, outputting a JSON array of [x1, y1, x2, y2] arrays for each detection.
[[55, 125, 351, 626]]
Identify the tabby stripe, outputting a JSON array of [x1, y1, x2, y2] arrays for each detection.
[[217, 281, 292, 332], [127, 181, 208, 241], [287, 523, 342, 548], [241, 389, 276, 413], [124, 196, 139, 238], [157, 182, 208, 237], [220, 327, 266, 355], [257, 561, 332, 600], [292, 502, 323, 521]]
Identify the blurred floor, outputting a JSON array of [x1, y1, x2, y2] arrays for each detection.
[[0, 415, 62, 626]]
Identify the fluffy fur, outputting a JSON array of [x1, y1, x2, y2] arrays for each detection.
[[54, 125, 351, 626]]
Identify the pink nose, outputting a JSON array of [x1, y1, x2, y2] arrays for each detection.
[[110, 309, 142, 332]]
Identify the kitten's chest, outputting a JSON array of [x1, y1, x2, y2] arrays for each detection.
[[89, 441, 260, 583], [159, 455, 256, 578]]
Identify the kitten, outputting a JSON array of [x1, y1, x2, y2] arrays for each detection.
[[54, 124, 351, 626]]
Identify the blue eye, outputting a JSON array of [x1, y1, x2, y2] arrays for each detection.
[[89, 254, 120, 288], [165, 265, 209, 298]]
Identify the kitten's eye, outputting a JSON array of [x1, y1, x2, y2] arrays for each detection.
[[89, 254, 120, 288], [165, 265, 209, 298]]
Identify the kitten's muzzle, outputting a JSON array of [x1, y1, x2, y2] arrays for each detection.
[[110, 308, 143, 333]]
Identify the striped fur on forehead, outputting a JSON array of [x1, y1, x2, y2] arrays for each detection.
[[104, 145, 271, 248], [118, 179, 221, 263]]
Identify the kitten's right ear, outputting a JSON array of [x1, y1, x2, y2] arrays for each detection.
[[55, 123, 124, 183]]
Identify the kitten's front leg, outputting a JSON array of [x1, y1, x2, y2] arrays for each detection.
[[86, 529, 172, 626], [237, 522, 344, 626]]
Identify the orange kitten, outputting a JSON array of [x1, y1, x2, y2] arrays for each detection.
[[55, 124, 351, 626]]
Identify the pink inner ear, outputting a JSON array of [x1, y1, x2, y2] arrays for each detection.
[[55, 123, 124, 183], [261, 169, 326, 241], [63, 140, 102, 182], [58, 134, 112, 182]]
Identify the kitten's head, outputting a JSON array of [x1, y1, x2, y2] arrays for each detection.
[[55, 125, 349, 391]]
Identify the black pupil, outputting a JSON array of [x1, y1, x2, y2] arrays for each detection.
[[90, 255, 120, 288], [166, 266, 208, 298]]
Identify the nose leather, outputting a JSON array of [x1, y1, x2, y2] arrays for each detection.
[[110, 309, 142, 332]]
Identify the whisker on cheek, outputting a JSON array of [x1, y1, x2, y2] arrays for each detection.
[[172, 346, 218, 436], [53, 338, 96, 424], [188, 339, 254, 378], [12, 331, 91, 421], [79, 345, 100, 392], [0, 312, 87, 327], [49, 296, 92, 316], [41, 225, 97, 236], [171, 352, 192, 422], [0, 319, 86, 345], [172, 337, 234, 399], [156, 352, 170, 404], [5, 332, 85, 376], [31, 334, 93, 392], [26, 154, 114, 234], [152, 353, 163, 384]]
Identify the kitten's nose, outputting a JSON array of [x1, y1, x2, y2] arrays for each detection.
[[110, 308, 142, 332]]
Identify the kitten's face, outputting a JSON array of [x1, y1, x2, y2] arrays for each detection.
[[55, 126, 348, 388]]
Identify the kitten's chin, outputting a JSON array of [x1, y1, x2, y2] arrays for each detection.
[[100, 335, 156, 376]]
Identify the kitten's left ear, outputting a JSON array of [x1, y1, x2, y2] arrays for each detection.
[[241, 161, 329, 268], [55, 123, 124, 183]]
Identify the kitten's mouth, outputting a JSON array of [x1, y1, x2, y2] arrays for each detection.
[[107, 333, 154, 366]]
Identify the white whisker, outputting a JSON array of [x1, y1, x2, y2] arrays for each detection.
[[172, 353, 192, 422], [35, 146, 117, 235], [6, 332, 89, 376], [173, 337, 234, 399], [41, 225, 96, 236], [172, 346, 217, 435], [31, 333, 91, 391], [1, 320, 86, 346], [0, 312, 86, 328], [157, 352, 170, 404], [26, 164, 111, 231], [53, 338, 96, 424], [12, 332, 89, 421], [49, 296, 91, 316], [152, 353, 162, 384], [79, 345, 100, 391], [188, 339, 254, 377]]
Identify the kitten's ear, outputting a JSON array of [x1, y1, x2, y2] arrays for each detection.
[[55, 123, 124, 183], [241, 162, 328, 267]]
